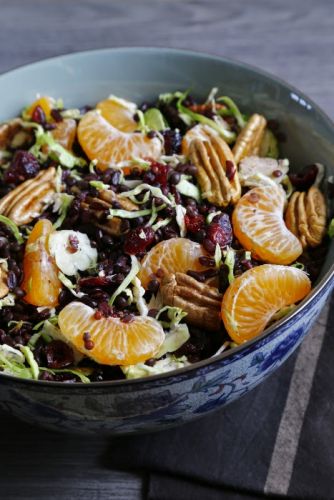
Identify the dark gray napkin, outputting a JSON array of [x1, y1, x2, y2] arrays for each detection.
[[105, 354, 296, 499], [104, 293, 334, 500]]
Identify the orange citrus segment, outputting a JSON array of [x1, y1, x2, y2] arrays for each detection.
[[58, 301, 165, 365], [221, 264, 311, 344], [21, 219, 62, 307], [26, 96, 55, 121], [232, 183, 303, 264], [138, 237, 207, 289], [77, 109, 162, 169], [51, 118, 77, 150], [96, 97, 138, 133]]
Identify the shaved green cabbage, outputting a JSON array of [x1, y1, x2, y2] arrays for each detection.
[[30, 128, 86, 168], [20, 345, 39, 380], [176, 177, 201, 202], [144, 108, 168, 131], [176, 93, 236, 143], [224, 248, 235, 284], [118, 183, 173, 206], [156, 324, 190, 358], [109, 255, 140, 306], [0, 215, 24, 244], [121, 355, 189, 379], [217, 96, 246, 128]]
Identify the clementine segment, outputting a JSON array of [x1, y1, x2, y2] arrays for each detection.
[[138, 237, 207, 289], [232, 183, 302, 265], [97, 97, 138, 133], [221, 264, 311, 344], [77, 108, 162, 169], [21, 219, 62, 307], [51, 118, 77, 150], [58, 301, 165, 365]]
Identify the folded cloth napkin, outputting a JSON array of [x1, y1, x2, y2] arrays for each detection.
[[105, 294, 334, 500]]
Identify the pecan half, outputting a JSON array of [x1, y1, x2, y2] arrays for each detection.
[[81, 189, 137, 236], [0, 118, 34, 151], [160, 272, 223, 332], [98, 189, 138, 211], [188, 126, 241, 207], [232, 114, 267, 164], [285, 186, 327, 248], [0, 167, 56, 225]]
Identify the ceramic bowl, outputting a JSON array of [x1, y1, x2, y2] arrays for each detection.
[[0, 48, 333, 434]]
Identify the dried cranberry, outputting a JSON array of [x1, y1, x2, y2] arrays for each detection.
[[124, 226, 155, 255], [289, 164, 318, 191], [207, 213, 232, 249], [78, 276, 112, 287], [45, 340, 74, 369], [145, 161, 169, 187], [31, 105, 47, 125], [4, 150, 40, 185], [184, 213, 205, 233], [162, 129, 182, 155]]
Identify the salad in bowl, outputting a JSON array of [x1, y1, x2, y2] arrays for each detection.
[[0, 88, 330, 384]]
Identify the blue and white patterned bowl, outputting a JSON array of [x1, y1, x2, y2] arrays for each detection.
[[0, 48, 333, 434]]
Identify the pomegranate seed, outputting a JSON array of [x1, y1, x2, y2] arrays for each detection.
[[84, 340, 95, 350]]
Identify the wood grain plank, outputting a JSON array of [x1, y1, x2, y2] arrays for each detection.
[[0, 0, 333, 115]]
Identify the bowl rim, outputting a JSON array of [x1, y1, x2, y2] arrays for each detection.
[[0, 46, 333, 388]]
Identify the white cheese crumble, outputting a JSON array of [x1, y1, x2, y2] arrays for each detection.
[[48, 230, 97, 276]]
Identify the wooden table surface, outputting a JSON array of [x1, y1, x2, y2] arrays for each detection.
[[0, 1, 333, 498]]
